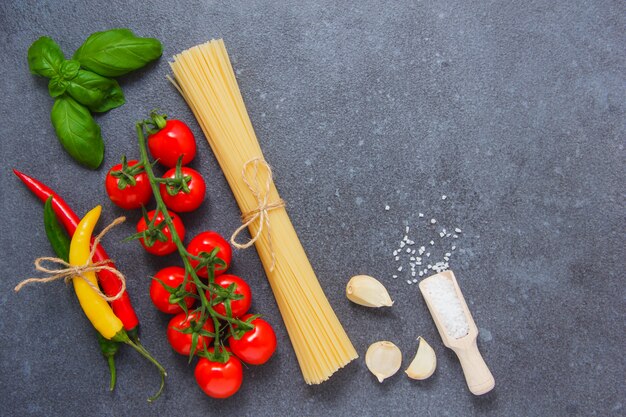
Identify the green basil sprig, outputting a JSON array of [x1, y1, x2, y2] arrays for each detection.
[[73, 29, 163, 77], [50, 95, 104, 169], [26, 29, 162, 169]]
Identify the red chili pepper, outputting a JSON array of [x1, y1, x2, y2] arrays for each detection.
[[13, 169, 139, 338]]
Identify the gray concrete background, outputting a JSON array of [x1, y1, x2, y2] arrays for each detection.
[[1, 1, 624, 416]]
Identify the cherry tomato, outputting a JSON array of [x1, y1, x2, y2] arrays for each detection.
[[228, 315, 277, 365], [194, 349, 243, 399], [208, 274, 252, 318], [148, 119, 196, 168], [104, 159, 151, 210], [150, 266, 197, 314], [187, 231, 232, 278], [136, 209, 185, 256], [159, 167, 206, 213], [166, 311, 214, 356]]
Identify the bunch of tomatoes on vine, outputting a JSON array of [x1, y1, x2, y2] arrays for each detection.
[[104, 111, 276, 399]]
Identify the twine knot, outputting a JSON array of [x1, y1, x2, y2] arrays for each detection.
[[14, 217, 127, 302], [230, 158, 285, 271]]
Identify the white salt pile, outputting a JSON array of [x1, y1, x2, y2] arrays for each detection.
[[425, 275, 469, 339]]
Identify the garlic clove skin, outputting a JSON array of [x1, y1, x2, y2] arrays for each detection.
[[346, 275, 394, 308], [405, 337, 437, 380], [365, 341, 402, 383]]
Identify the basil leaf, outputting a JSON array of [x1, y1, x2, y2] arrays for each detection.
[[59, 59, 80, 80], [66, 69, 125, 113], [50, 96, 104, 169], [48, 77, 68, 97], [73, 28, 163, 77], [27, 36, 65, 78]]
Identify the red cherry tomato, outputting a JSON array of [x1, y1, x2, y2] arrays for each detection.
[[187, 231, 232, 278], [159, 167, 206, 213], [150, 266, 197, 314], [148, 119, 197, 168], [136, 209, 185, 256], [166, 311, 214, 356], [194, 349, 243, 399], [228, 315, 277, 365], [104, 159, 151, 209], [208, 274, 252, 318]]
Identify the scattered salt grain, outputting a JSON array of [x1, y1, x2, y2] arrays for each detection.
[[418, 213, 424, 217], [439, 232, 445, 237], [395, 256, 400, 261], [406, 248, 411, 253], [451, 246, 456, 250], [393, 250, 398, 256], [426, 252, 430, 257], [411, 249, 416, 254], [385, 205, 390, 211], [441, 195, 447, 200], [424, 275, 469, 339], [411, 271, 416, 277], [419, 271, 424, 277], [407, 280, 412, 284], [455, 228, 462, 233], [452, 234, 458, 239], [398, 266, 403, 272], [446, 233, 451, 237], [444, 256, 449, 261], [412, 278, 418, 283], [405, 226, 410, 233], [392, 275, 398, 279], [445, 253, 451, 257], [430, 219, 437, 224], [400, 241, 406, 248]]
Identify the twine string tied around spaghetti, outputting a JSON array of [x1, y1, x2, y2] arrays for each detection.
[[14, 217, 127, 301], [230, 158, 285, 271]]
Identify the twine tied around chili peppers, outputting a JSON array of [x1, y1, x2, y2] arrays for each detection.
[[230, 158, 285, 271], [14, 217, 127, 302]]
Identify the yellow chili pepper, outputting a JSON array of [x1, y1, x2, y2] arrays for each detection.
[[70, 205, 124, 340], [70, 205, 167, 401]]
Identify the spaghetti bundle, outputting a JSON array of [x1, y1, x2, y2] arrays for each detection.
[[170, 39, 358, 384]]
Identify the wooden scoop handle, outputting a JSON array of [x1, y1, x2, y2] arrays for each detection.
[[454, 338, 495, 395]]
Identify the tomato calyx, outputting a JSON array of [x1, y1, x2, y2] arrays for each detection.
[[109, 155, 146, 190], [198, 344, 231, 363], [144, 110, 168, 135], [125, 207, 169, 248], [153, 274, 197, 316], [156, 156, 192, 196], [189, 247, 228, 276], [228, 314, 260, 340], [209, 282, 244, 318], [174, 318, 217, 364]]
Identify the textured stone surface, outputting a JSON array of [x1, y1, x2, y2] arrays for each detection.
[[1, 1, 624, 416]]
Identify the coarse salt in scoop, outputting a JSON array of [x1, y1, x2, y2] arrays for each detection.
[[419, 270, 495, 395]]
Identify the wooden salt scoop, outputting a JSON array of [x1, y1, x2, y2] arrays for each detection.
[[419, 270, 495, 395]]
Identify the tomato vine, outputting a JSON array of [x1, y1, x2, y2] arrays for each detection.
[[131, 122, 254, 363]]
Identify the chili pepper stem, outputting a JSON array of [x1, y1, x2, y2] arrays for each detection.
[[124, 338, 167, 402], [107, 356, 116, 391]]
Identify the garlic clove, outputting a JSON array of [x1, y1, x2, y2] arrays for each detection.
[[405, 337, 437, 380], [365, 341, 402, 383], [346, 275, 394, 307]]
